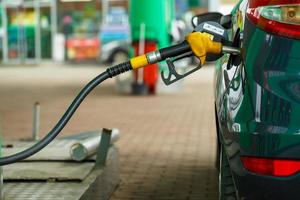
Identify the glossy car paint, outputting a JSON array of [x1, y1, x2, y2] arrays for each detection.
[[214, 0, 300, 199]]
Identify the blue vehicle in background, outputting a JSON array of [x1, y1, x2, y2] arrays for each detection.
[[99, 7, 131, 64]]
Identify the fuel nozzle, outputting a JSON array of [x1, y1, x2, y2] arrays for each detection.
[[125, 21, 240, 85], [108, 21, 240, 84], [130, 33, 240, 68]]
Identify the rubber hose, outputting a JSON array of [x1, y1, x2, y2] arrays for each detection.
[[0, 61, 132, 166]]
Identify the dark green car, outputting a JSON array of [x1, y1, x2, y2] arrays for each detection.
[[213, 0, 300, 199]]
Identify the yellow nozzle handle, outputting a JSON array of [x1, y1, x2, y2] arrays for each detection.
[[186, 32, 222, 65]]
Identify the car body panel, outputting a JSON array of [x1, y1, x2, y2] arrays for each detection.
[[214, 0, 300, 199]]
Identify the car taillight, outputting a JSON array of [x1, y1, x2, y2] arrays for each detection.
[[247, 0, 300, 39], [241, 156, 300, 177]]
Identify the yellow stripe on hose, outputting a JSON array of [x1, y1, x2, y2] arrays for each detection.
[[130, 55, 149, 69]]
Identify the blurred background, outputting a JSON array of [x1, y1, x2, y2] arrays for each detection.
[[0, 0, 238, 94], [0, 0, 237, 65], [0, 1, 238, 199]]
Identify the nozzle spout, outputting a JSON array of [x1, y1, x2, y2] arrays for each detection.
[[222, 46, 241, 55]]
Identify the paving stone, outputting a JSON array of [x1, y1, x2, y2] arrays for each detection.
[[0, 65, 218, 200]]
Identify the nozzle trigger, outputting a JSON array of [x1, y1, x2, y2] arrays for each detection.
[[161, 58, 201, 86]]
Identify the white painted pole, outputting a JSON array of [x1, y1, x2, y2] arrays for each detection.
[[51, 0, 58, 60], [102, 0, 109, 25], [208, 0, 220, 12], [1, 1, 8, 64], [32, 102, 40, 141], [137, 23, 145, 84], [34, 0, 41, 63]]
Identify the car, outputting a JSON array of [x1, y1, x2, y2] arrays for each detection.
[[193, 0, 300, 199], [99, 7, 131, 64]]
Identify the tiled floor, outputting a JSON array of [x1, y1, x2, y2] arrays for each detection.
[[0, 64, 218, 200]]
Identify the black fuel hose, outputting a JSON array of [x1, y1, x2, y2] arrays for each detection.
[[0, 62, 132, 166], [159, 41, 191, 60]]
